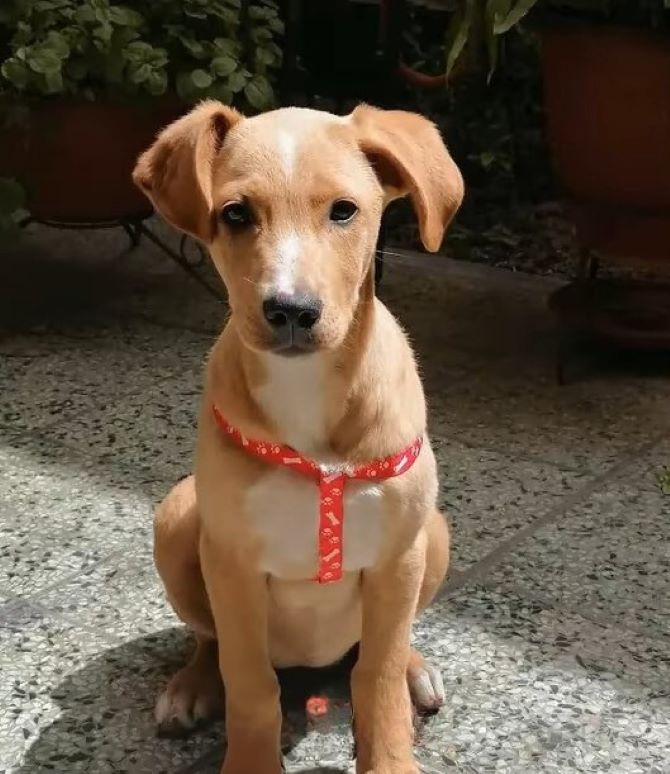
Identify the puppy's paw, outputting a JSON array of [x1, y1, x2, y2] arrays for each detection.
[[407, 657, 445, 715], [155, 664, 223, 737]]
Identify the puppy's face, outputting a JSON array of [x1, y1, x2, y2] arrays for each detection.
[[209, 110, 383, 354], [134, 103, 463, 356]]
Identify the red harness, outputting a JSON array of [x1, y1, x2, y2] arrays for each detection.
[[212, 406, 423, 584]]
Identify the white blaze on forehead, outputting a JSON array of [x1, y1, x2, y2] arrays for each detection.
[[273, 231, 301, 295], [276, 129, 297, 176], [245, 107, 349, 177]]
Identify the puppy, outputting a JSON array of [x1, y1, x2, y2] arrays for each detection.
[[134, 101, 463, 774]]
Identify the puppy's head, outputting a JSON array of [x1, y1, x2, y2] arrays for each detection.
[[134, 102, 463, 355]]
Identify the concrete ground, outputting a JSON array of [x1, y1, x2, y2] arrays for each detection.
[[0, 221, 668, 774]]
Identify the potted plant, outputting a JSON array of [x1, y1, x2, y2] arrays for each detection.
[[0, 0, 283, 225], [437, 0, 670, 366], [537, 1, 670, 270], [440, 0, 670, 272]]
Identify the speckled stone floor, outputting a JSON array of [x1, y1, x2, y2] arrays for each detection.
[[1, 222, 669, 774]]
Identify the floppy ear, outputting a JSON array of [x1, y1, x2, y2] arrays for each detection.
[[133, 100, 242, 242], [351, 104, 464, 253]]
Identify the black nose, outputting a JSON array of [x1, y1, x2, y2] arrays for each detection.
[[263, 294, 322, 330]]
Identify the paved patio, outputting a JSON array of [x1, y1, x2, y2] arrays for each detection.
[[1, 222, 669, 774]]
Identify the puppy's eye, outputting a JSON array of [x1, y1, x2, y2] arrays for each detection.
[[221, 202, 252, 227], [330, 199, 358, 224]]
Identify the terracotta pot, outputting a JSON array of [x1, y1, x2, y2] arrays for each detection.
[[541, 24, 670, 267], [0, 100, 182, 223]]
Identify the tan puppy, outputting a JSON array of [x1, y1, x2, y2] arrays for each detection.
[[134, 101, 463, 774]]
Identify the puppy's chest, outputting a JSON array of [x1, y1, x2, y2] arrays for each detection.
[[245, 468, 386, 579]]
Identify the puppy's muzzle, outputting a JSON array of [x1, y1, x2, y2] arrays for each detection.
[[262, 293, 322, 354]]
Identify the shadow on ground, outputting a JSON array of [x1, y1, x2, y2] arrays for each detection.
[[12, 582, 670, 773], [15, 628, 355, 774]]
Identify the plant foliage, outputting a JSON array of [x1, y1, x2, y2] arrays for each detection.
[[443, 0, 670, 80], [0, 0, 283, 110]]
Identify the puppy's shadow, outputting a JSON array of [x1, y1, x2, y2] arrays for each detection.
[[16, 628, 355, 774]]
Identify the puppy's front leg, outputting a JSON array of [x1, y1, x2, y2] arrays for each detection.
[[200, 532, 283, 774], [352, 533, 426, 774]]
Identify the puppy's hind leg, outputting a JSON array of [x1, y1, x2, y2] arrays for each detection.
[[154, 475, 223, 736], [155, 635, 223, 737], [407, 647, 445, 714]]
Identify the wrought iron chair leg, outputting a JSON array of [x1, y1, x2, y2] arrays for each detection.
[[122, 220, 143, 248], [137, 222, 224, 301], [578, 247, 599, 280]]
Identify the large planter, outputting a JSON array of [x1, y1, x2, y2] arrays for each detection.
[[0, 100, 181, 224], [541, 24, 670, 269]]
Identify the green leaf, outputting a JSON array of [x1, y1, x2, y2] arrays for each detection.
[[43, 69, 64, 93], [125, 41, 152, 62], [151, 49, 169, 68], [244, 74, 273, 110], [15, 22, 32, 45], [227, 69, 248, 93], [213, 37, 240, 56], [146, 70, 168, 96], [493, 0, 538, 34], [184, 7, 207, 18], [93, 23, 113, 44], [479, 150, 496, 168], [94, 6, 110, 24], [27, 49, 63, 75], [190, 68, 213, 88], [267, 41, 282, 59], [256, 47, 276, 67], [444, 0, 474, 80], [108, 6, 143, 27], [111, 25, 140, 49], [129, 62, 151, 84], [251, 27, 273, 44], [1, 59, 29, 89], [46, 31, 70, 59], [181, 37, 207, 59], [485, 0, 502, 80], [211, 55, 237, 77], [74, 6, 96, 24], [249, 6, 270, 21]]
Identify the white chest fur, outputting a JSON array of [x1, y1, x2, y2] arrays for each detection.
[[247, 353, 386, 578], [246, 469, 385, 578], [253, 352, 326, 453]]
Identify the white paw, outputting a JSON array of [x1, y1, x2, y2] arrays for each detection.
[[408, 661, 445, 713]]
